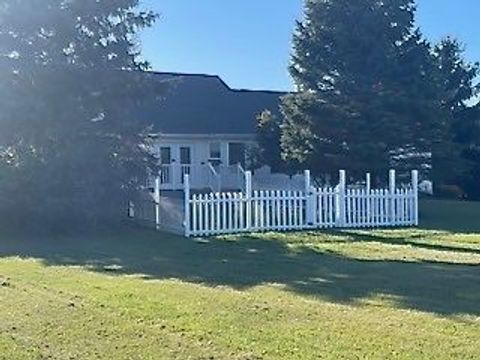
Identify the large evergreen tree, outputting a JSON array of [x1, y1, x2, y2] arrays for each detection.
[[435, 39, 480, 198], [0, 0, 159, 230], [429, 38, 479, 187], [280, 0, 449, 181]]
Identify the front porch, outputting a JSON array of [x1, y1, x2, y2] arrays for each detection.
[[157, 163, 245, 192], [149, 134, 253, 192]]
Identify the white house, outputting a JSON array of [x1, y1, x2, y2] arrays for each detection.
[[145, 72, 284, 191]]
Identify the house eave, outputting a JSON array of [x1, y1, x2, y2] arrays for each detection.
[[149, 133, 257, 141]]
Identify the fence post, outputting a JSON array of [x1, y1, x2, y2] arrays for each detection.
[[128, 201, 135, 218], [411, 170, 419, 226], [245, 171, 253, 231], [154, 176, 161, 230], [389, 170, 396, 224], [336, 170, 346, 227], [184, 174, 191, 237], [365, 173, 371, 224], [305, 170, 315, 226]]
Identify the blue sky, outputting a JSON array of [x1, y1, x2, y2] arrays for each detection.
[[141, 0, 480, 91]]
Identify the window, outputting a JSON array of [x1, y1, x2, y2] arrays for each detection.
[[159, 147, 171, 164], [209, 142, 222, 166], [228, 143, 246, 166], [180, 147, 191, 165]]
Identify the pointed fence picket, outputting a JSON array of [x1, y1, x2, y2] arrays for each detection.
[[183, 169, 419, 237]]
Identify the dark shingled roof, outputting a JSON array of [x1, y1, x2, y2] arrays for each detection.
[[141, 72, 285, 135]]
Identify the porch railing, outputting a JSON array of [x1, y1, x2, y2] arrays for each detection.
[[180, 165, 191, 185], [207, 163, 221, 193], [160, 165, 172, 185], [149, 164, 247, 191], [237, 163, 246, 191]]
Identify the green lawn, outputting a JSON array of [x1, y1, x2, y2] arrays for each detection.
[[1, 199, 479, 359]]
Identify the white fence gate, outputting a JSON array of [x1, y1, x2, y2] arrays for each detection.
[[183, 169, 419, 237]]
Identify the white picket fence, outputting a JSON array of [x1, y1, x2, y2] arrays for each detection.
[[183, 169, 419, 237], [188, 190, 307, 237]]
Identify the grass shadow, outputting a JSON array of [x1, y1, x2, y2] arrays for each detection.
[[0, 224, 479, 318]]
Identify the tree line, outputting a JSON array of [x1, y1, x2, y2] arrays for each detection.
[[256, 0, 480, 198]]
